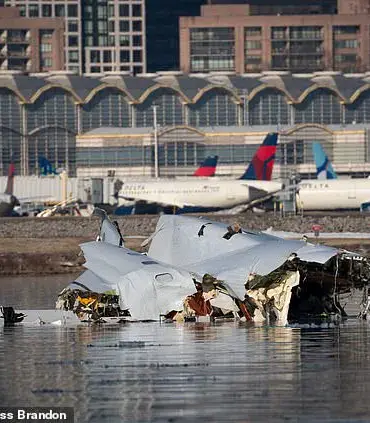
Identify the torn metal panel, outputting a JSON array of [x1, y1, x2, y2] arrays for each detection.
[[246, 270, 300, 326], [93, 208, 124, 246], [187, 241, 303, 299], [73, 241, 197, 321], [80, 241, 147, 284], [295, 243, 339, 264], [70, 269, 116, 294], [148, 215, 264, 266], [147, 215, 341, 301], [148, 215, 339, 268], [117, 267, 197, 321], [147, 215, 370, 323]]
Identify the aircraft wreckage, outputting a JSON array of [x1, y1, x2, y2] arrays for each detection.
[[49, 209, 370, 326], [2, 209, 370, 326]]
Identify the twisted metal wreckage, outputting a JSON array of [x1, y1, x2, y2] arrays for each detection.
[[54, 209, 370, 326]]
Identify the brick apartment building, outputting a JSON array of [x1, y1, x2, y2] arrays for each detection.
[[180, 0, 370, 73], [0, 6, 64, 72], [5, 0, 146, 74]]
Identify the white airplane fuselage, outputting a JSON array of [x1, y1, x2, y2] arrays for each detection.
[[118, 179, 282, 210], [297, 179, 370, 211]]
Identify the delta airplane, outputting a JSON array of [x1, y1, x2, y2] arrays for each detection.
[[116, 133, 282, 214], [114, 155, 219, 214], [296, 143, 370, 211]]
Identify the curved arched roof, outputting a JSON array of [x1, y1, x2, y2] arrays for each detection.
[[29, 84, 83, 103], [248, 83, 294, 102], [83, 83, 134, 103], [45, 74, 104, 101], [137, 84, 190, 103], [0, 74, 47, 102], [28, 125, 77, 136], [296, 84, 346, 103], [1, 71, 370, 104]]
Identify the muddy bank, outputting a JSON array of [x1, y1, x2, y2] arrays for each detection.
[[0, 252, 84, 275], [0, 237, 143, 276]]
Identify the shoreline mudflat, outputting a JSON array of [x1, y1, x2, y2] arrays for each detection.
[[0, 237, 144, 276], [1, 213, 370, 275]]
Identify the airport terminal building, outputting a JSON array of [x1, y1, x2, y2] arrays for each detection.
[[1, 70, 370, 184]]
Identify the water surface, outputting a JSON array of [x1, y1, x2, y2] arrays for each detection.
[[0, 275, 370, 423]]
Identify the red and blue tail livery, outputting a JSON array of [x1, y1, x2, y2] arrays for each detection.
[[5, 162, 15, 195], [193, 155, 218, 177], [240, 133, 278, 181]]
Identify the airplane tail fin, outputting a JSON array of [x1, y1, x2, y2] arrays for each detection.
[[4, 162, 15, 195], [39, 156, 58, 175], [312, 142, 337, 180], [239, 133, 278, 181], [193, 155, 218, 177]]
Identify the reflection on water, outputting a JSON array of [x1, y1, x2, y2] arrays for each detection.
[[0, 276, 370, 423]]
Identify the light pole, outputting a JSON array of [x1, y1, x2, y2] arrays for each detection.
[[153, 105, 159, 178]]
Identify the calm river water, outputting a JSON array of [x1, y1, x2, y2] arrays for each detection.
[[0, 274, 370, 423]]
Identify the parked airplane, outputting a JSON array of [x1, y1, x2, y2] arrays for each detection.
[[0, 162, 19, 217], [312, 142, 337, 180], [114, 155, 219, 214], [296, 178, 370, 211], [115, 133, 280, 214], [296, 143, 369, 210]]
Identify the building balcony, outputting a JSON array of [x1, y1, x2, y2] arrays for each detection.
[[8, 51, 29, 58], [272, 50, 323, 55], [290, 50, 324, 54], [7, 64, 28, 71], [7, 37, 29, 44]]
